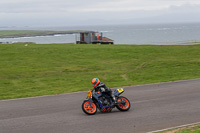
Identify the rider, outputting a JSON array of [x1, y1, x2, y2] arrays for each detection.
[[91, 78, 116, 104]]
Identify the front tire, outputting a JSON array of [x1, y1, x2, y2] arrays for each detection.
[[116, 96, 131, 111], [82, 100, 97, 115]]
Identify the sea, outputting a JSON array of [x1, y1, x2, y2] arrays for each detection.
[[1, 22, 200, 45]]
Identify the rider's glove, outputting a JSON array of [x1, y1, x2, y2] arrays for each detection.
[[100, 87, 105, 92]]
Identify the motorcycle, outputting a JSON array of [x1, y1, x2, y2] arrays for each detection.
[[82, 88, 131, 115]]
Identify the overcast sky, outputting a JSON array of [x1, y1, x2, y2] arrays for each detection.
[[1, 0, 200, 27]]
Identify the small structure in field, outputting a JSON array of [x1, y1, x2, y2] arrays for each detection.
[[76, 31, 114, 44]]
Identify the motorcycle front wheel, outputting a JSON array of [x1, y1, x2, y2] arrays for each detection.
[[82, 100, 97, 115], [116, 96, 131, 111]]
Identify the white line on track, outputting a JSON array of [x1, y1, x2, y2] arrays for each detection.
[[147, 122, 200, 133], [0, 91, 87, 102]]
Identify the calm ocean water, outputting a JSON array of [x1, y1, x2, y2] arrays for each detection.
[[1, 23, 200, 44]]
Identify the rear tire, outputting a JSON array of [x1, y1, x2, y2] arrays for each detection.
[[116, 96, 131, 111], [82, 100, 97, 115]]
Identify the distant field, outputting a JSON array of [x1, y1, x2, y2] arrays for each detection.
[[0, 43, 200, 100], [0, 30, 83, 38]]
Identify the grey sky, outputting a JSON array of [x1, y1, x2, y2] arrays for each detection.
[[1, 0, 200, 27]]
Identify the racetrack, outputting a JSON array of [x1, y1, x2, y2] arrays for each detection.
[[0, 79, 200, 133]]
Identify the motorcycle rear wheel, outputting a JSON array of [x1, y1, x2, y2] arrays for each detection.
[[82, 100, 97, 115], [116, 96, 131, 111]]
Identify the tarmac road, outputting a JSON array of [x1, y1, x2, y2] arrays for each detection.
[[0, 79, 200, 133]]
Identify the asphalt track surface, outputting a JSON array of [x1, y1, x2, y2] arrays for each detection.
[[0, 79, 200, 133]]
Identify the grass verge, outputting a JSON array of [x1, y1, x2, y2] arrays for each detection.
[[159, 124, 200, 133], [0, 43, 200, 100]]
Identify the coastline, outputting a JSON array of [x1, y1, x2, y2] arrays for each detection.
[[1, 23, 200, 45], [0, 30, 88, 38]]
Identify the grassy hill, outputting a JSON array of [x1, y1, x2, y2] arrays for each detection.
[[0, 43, 200, 100]]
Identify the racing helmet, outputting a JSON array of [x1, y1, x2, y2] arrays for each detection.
[[91, 78, 100, 87]]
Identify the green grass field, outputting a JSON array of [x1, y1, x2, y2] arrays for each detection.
[[0, 43, 200, 100]]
